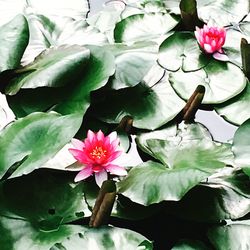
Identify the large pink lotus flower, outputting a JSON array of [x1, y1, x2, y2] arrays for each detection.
[[69, 130, 127, 187], [195, 24, 226, 54]]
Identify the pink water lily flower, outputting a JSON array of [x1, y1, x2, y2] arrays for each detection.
[[195, 24, 228, 61], [69, 130, 127, 187]]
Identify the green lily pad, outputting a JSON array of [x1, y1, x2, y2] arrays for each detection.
[[0, 216, 84, 250], [158, 32, 209, 72], [197, 0, 250, 27], [120, 123, 234, 205], [0, 169, 90, 226], [208, 220, 250, 250], [52, 226, 153, 250], [5, 45, 90, 95], [169, 59, 247, 104], [7, 46, 115, 118], [137, 123, 233, 168], [172, 239, 210, 250], [23, 16, 107, 64], [0, 112, 82, 179], [118, 160, 224, 205], [91, 65, 185, 130], [232, 118, 250, 170], [0, 15, 29, 73], [215, 81, 250, 126], [168, 168, 250, 222], [0, 0, 89, 27], [114, 12, 179, 43]]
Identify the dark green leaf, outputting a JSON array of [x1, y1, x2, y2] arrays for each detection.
[[0, 169, 90, 226], [168, 169, 250, 222]]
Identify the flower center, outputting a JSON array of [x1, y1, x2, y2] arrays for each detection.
[[90, 146, 107, 160]]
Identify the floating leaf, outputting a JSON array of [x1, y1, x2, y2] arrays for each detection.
[[208, 220, 250, 250], [5, 45, 90, 95], [0, 112, 82, 179], [114, 13, 179, 43], [215, 81, 250, 125], [0, 169, 90, 226], [168, 168, 250, 222], [158, 32, 209, 72], [0, 216, 84, 250], [197, 0, 250, 27], [169, 59, 246, 104], [232, 118, 250, 170], [172, 239, 210, 250], [137, 123, 233, 167], [0, 0, 89, 27], [118, 160, 221, 205], [92, 65, 185, 130], [52, 226, 153, 250], [0, 15, 29, 72], [23, 16, 107, 64]]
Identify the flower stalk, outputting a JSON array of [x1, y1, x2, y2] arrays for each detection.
[[89, 180, 116, 228]]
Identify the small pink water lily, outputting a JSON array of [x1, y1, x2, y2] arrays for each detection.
[[69, 130, 127, 187], [195, 24, 228, 61]]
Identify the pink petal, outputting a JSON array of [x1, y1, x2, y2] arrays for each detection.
[[213, 52, 229, 61], [71, 138, 85, 150], [74, 166, 93, 182], [105, 164, 127, 176], [68, 148, 92, 163], [87, 130, 95, 142], [108, 150, 122, 162], [95, 170, 108, 187], [111, 138, 120, 150], [97, 130, 104, 141], [108, 131, 118, 143], [204, 43, 213, 53]]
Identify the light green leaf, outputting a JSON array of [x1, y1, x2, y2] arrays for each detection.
[[23, 16, 107, 64], [169, 59, 246, 104], [0, 112, 82, 179], [158, 32, 209, 72], [0, 0, 89, 27], [215, 82, 250, 126], [117, 160, 217, 205], [197, 0, 250, 26], [137, 123, 233, 168], [114, 13, 179, 43], [0, 15, 29, 72], [92, 65, 185, 130], [232, 118, 250, 170], [208, 220, 250, 250], [172, 239, 210, 250], [0, 216, 84, 250], [5, 45, 90, 95], [54, 226, 153, 250], [106, 41, 158, 89]]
